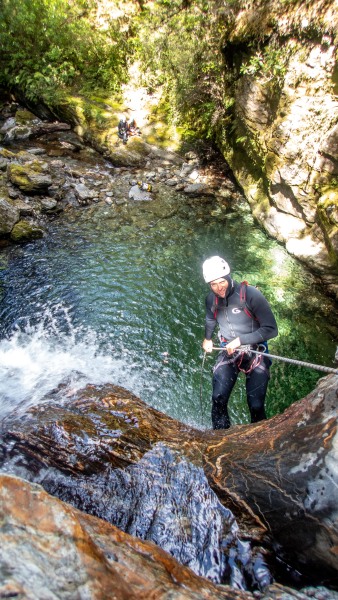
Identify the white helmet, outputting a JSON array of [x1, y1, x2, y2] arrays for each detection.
[[202, 256, 230, 283]]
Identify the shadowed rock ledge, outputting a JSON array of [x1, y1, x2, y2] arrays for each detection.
[[0, 374, 337, 594]]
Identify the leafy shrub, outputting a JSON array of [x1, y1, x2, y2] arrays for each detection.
[[0, 0, 130, 104]]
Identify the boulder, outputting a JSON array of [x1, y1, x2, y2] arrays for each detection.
[[183, 183, 214, 196], [7, 160, 52, 193], [104, 137, 152, 168], [10, 219, 44, 242], [0, 474, 250, 600], [1, 375, 337, 588]]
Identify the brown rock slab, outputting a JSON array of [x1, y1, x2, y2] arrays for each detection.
[[0, 473, 250, 600]]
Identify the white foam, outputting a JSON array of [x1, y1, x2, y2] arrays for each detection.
[[0, 305, 142, 419]]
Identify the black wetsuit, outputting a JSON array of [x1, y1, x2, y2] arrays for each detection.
[[205, 279, 278, 429]]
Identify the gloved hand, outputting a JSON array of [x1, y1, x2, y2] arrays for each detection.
[[202, 339, 213, 353], [225, 337, 241, 355]]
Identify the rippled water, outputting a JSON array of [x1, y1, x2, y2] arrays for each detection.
[[0, 170, 337, 428]]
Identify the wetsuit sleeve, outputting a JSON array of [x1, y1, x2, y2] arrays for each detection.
[[239, 286, 278, 345], [204, 292, 217, 339]]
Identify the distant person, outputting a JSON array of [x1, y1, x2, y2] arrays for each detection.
[[118, 118, 129, 144], [202, 256, 278, 429], [128, 119, 141, 137]]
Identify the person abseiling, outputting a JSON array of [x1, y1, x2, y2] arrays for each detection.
[[202, 255, 278, 429]]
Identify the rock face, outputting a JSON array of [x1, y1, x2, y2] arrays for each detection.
[[0, 189, 20, 234], [219, 0, 338, 298], [203, 374, 338, 583], [1, 375, 337, 589], [0, 473, 251, 600]]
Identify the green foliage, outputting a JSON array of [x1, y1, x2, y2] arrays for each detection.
[[0, 0, 130, 105], [132, 0, 227, 141], [240, 44, 289, 84]]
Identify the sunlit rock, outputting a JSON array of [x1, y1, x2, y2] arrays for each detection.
[[219, 1, 338, 293], [104, 137, 152, 168]]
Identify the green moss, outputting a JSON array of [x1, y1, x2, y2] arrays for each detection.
[[10, 220, 44, 243], [0, 149, 16, 160], [318, 188, 338, 227], [8, 164, 31, 189], [7, 161, 51, 192], [15, 108, 36, 125]]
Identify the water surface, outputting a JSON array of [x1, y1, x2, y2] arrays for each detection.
[[0, 168, 336, 428]]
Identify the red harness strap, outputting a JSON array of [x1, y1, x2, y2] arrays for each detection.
[[213, 295, 219, 318], [240, 281, 258, 321], [236, 351, 262, 374]]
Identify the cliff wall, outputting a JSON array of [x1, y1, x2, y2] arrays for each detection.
[[218, 0, 338, 297]]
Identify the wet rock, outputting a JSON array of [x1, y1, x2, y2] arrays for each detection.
[[39, 197, 60, 213], [183, 183, 213, 196], [203, 374, 338, 587], [0, 474, 250, 600], [129, 184, 152, 201], [10, 219, 44, 242], [1, 375, 337, 588], [74, 183, 96, 204], [34, 443, 258, 586]]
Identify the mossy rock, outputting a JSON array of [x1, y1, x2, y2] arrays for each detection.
[[0, 148, 17, 160], [102, 136, 152, 167], [317, 188, 338, 260], [15, 108, 37, 125], [10, 220, 44, 243], [7, 161, 52, 193], [318, 188, 338, 227], [51, 91, 182, 152]]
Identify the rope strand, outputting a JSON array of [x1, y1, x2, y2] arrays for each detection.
[[211, 346, 338, 375], [199, 352, 207, 425]]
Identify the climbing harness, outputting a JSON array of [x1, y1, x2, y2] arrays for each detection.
[[198, 344, 337, 425], [211, 345, 338, 375], [208, 283, 338, 374]]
